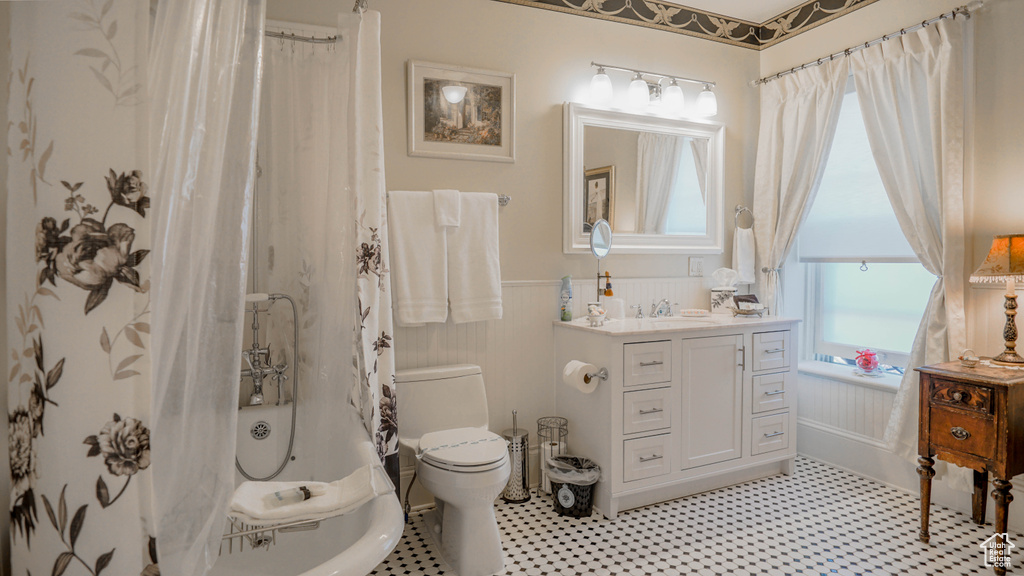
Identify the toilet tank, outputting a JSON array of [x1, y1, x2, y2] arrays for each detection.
[[395, 364, 489, 442]]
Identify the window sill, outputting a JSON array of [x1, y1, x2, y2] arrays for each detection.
[[798, 360, 902, 393]]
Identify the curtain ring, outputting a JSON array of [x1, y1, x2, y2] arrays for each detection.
[[844, 48, 852, 57], [900, 28, 907, 36], [922, 19, 929, 27], [864, 41, 870, 49], [860, 260, 869, 272]]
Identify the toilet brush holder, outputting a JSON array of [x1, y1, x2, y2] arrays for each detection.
[[502, 410, 531, 503]]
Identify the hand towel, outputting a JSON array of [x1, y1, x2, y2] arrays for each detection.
[[228, 464, 394, 525], [433, 189, 461, 227], [733, 227, 756, 285], [448, 192, 502, 323], [388, 191, 448, 325]]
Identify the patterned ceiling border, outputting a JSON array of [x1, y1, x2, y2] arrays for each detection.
[[492, 0, 883, 50]]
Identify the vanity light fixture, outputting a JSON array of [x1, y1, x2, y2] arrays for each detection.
[[695, 84, 718, 117], [590, 66, 614, 105], [627, 72, 650, 108], [589, 62, 716, 116], [441, 84, 468, 104]]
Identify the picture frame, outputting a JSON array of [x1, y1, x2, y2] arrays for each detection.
[[583, 165, 615, 233], [407, 60, 516, 163]]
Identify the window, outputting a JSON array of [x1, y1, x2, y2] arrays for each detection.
[[798, 80, 935, 370]]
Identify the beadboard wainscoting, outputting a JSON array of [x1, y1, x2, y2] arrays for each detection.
[[394, 276, 712, 506]]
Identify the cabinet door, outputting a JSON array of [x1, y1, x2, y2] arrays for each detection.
[[680, 334, 743, 469]]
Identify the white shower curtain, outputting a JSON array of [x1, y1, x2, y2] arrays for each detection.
[[852, 18, 968, 472], [752, 58, 849, 315], [256, 12, 398, 488], [636, 133, 685, 234], [149, 2, 266, 576]]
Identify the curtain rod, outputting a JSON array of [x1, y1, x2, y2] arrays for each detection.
[[265, 30, 338, 44], [752, 1, 982, 87]]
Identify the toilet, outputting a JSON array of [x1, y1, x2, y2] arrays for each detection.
[[396, 364, 511, 576]]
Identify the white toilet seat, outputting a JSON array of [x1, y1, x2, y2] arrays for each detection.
[[418, 427, 509, 473]]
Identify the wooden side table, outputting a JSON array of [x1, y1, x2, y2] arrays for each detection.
[[917, 361, 1024, 575]]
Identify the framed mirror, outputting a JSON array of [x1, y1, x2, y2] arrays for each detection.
[[563, 102, 725, 254]]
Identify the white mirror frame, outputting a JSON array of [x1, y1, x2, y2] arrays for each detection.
[[563, 102, 725, 255]]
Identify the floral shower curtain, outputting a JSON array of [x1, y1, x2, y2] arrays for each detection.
[[7, 1, 266, 576], [7, 2, 156, 575]]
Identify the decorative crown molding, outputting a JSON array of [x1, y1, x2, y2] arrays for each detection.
[[492, 0, 883, 50]]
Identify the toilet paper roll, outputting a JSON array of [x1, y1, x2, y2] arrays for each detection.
[[563, 360, 600, 394]]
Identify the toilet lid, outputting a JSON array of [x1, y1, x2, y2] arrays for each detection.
[[419, 428, 508, 471]]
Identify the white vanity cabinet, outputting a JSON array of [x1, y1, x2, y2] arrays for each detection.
[[553, 316, 799, 519]]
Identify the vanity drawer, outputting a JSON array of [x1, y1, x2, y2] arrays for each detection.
[[751, 413, 790, 456], [930, 379, 993, 415], [753, 372, 793, 414], [623, 341, 672, 387], [623, 387, 672, 435], [623, 434, 671, 482], [929, 406, 996, 461], [752, 331, 790, 372]]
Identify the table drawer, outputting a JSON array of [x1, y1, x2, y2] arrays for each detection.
[[623, 434, 671, 482], [753, 331, 790, 372], [623, 387, 671, 435], [624, 341, 672, 387], [931, 379, 993, 415], [753, 371, 792, 414], [751, 412, 790, 456], [929, 406, 996, 461]]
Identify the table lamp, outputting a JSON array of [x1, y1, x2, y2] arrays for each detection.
[[970, 234, 1024, 366]]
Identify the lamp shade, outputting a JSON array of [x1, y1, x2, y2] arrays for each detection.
[[441, 85, 468, 104], [590, 68, 613, 105], [662, 80, 684, 113], [627, 73, 650, 108], [970, 234, 1024, 284], [695, 85, 717, 117]]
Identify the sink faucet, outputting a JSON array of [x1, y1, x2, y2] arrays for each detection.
[[631, 304, 644, 319], [651, 299, 672, 317]]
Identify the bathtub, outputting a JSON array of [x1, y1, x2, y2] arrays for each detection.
[[211, 406, 403, 576]]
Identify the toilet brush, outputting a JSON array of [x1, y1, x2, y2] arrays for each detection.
[[501, 410, 531, 503]]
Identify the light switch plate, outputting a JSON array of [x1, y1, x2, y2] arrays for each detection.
[[689, 257, 704, 277]]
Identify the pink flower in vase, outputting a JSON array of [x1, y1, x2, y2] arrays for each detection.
[[856, 349, 879, 372]]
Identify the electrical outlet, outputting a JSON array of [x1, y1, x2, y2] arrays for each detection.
[[689, 257, 704, 277]]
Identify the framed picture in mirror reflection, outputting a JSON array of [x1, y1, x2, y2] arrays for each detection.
[[583, 165, 615, 234]]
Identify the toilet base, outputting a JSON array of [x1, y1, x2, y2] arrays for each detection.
[[422, 503, 505, 576]]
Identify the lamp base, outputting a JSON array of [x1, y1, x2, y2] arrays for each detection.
[[991, 351, 1024, 366]]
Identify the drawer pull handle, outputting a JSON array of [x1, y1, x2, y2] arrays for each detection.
[[763, 348, 785, 354], [763, 431, 785, 438], [951, 427, 971, 441], [639, 361, 664, 367], [639, 454, 663, 463], [638, 408, 663, 415], [950, 390, 972, 404], [764, 390, 786, 396]]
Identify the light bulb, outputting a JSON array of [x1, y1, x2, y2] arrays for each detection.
[[589, 67, 613, 105], [627, 73, 650, 108], [695, 84, 718, 117], [441, 85, 468, 104], [662, 79, 684, 113]]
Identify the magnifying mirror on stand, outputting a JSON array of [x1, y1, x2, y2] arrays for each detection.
[[590, 219, 612, 301]]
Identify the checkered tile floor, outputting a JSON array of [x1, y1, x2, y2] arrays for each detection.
[[370, 457, 1020, 575]]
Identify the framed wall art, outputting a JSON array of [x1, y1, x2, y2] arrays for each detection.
[[583, 165, 615, 233], [408, 60, 515, 163]]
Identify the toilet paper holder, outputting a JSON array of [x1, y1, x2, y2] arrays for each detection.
[[584, 367, 609, 384]]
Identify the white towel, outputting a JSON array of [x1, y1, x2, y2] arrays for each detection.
[[733, 227, 756, 285], [433, 189, 461, 227], [448, 193, 502, 323], [388, 191, 448, 325], [228, 464, 394, 525]]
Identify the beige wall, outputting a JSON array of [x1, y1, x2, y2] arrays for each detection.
[[267, 0, 761, 281], [1, 3, 10, 575]]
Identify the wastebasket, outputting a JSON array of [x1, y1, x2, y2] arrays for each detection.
[[546, 455, 600, 518]]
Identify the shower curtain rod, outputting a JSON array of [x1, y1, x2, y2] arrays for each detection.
[[752, 0, 982, 86], [265, 29, 338, 44]]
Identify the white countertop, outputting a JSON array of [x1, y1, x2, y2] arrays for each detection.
[[553, 314, 800, 336]]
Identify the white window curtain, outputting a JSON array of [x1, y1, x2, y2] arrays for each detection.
[[148, 2, 266, 576], [636, 132, 685, 234], [752, 58, 850, 315], [851, 17, 969, 472], [690, 137, 709, 203]]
